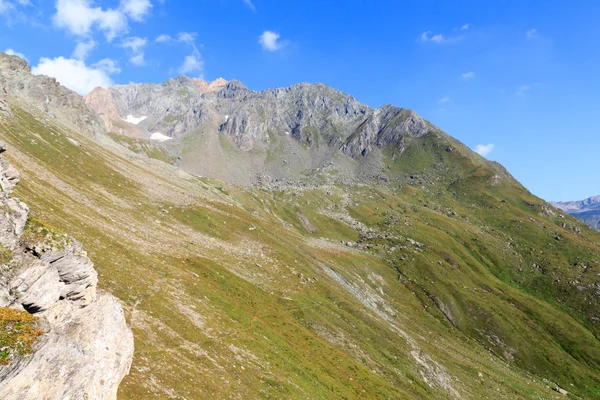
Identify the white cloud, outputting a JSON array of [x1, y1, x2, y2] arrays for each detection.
[[32, 56, 118, 95], [121, 35, 147, 51], [526, 29, 538, 39], [475, 143, 495, 157], [93, 58, 121, 74], [156, 32, 196, 44], [120, 36, 147, 66], [5, 48, 27, 61], [516, 85, 530, 96], [0, 0, 14, 14], [259, 30, 287, 51], [177, 32, 196, 44], [155, 33, 171, 42], [242, 0, 255, 11], [178, 51, 203, 76], [461, 71, 475, 79], [438, 96, 450, 104], [72, 39, 97, 60], [419, 31, 447, 43], [418, 26, 466, 44], [155, 31, 203, 76], [53, 0, 128, 41], [120, 0, 152, 22], [0, 0, 30, 14], [129, 52, 145, 66], [516, 83, 541, 96]]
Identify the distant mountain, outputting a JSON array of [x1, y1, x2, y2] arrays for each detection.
[[85, 76, 450, 187], [552, 196, 600, 230]]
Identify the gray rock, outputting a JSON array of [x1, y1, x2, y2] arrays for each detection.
[[0, 146, 133, 399], [9, 258, 60, 313], [0, 293, 134, 400], [85, 76, 440, 186], [40, 240, 98, 306]]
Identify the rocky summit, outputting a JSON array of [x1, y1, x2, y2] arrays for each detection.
[[1, 51, 600, 399], [85, 76, 439, 187]]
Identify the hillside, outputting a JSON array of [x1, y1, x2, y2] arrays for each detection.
[[553, 196, 600, 231], [2, 52, 600, 398]]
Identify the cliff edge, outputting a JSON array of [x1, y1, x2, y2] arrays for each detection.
[[0, 141, 134, 400]]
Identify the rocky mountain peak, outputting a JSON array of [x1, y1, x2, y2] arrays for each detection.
[[217, 79, 250, 99], [192, 77, 228, 94], [0, 53, 30, 75], [0, 52, 104, 138]]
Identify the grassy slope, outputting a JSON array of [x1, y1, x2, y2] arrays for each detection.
[[1, 105, 598, 398]]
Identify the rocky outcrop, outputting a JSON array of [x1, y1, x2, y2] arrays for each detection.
[[0, 53, 105, 137], [0, 143, 134, 399]]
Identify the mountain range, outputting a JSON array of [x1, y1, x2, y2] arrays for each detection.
[[1, 52, 600, 399], [552, 196, 600, 231]]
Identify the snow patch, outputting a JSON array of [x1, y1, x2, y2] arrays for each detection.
[[122, 115, 147, 125], [150, 132, 172, 142], [285, 131, 290, 135], [224, 115, 229, 122]]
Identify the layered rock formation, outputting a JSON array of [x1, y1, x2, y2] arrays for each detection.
[[0, 142, 134, 400], [85, 76, 438, 186]]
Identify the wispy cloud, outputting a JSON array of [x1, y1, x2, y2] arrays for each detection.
[[259, 30, 288, 51], [72, 39, 97, 60], [461, 23, 470, 31], [0, 0, 31, 17], [178, 49, 203, 76], [526, 29, 539, 39], [516, 83, 542, 96], [242, 0, 255, 11], [439, 96, 450, 104], [155, 31, 203, 77], [516, 85, 530, 96], [419, 31, 447, 44], [155, 33, 172, 43], [155, 32, 196, 44], [461, 71, 475, 80], [475, 144, 495, 157], [120, 36, 148, 66], [418, 29, 463, 44]]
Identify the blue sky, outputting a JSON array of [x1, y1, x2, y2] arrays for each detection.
[[0, 0, 598, 201]]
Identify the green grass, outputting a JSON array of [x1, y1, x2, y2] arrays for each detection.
[[0, 307, 43, 364], [108, 132, 174, 163], [0, 245, 11, 265], [3, 105, 600, 398]]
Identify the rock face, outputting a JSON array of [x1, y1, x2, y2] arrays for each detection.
[[552, 196, 600, 230], [85, 76, 438, 186], [0, 53, 104, 137], [0, 142, 134, 399]]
